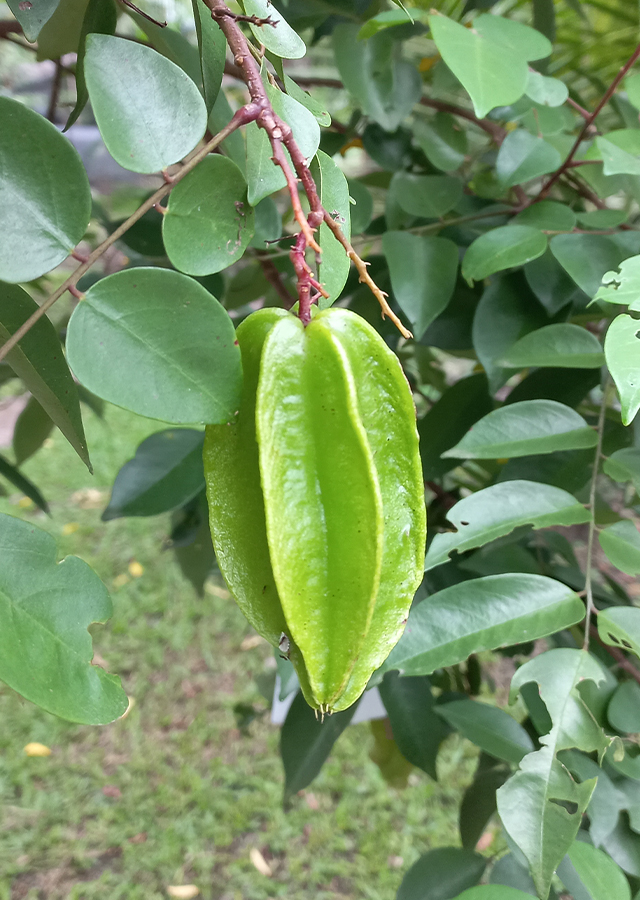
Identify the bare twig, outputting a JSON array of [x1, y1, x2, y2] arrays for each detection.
[[46, 59, 63, 124], [538, 40, 640, 201], [0, 108, 257, 364], [211, 8, 276, 26], [583, 378, 611, 650], [118, 0, 167, 27]]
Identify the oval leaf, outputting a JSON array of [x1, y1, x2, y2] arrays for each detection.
[[501, 323, 604, 369], [463, 226, 547, 284], [0, 97, 91, 283], [313, 150, 351, 308], [496, 130, 562, 188], [66, 269, 242, 425], [391, 172, 463, 219], [436, 699, 534, 764], [378, 574, 585, 678], [561, 840, 631, 900], [599, 520, 640, 576], [425, 480, 589, 571], [605, 314, 640, 426], [397, 847, 486, 900], [0, 282, 90, 470], [598, 607, 640, 662], [444, 399, 597, 459], [0, 512, 128, 724], [84, 34, 207, 173], [103, 429, 205, 520], [163, 156, 255, 275], [244, 0, 306, 59]]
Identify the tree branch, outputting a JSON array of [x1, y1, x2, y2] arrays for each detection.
[[538, 40, 640, 201], [0, 108, 257, 364]]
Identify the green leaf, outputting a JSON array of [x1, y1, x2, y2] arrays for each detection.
[[463, 226, 547, 285], [514, 201, 577, 232], [312, 151, 351, 308], [500, 324, 604, 369], [358, 8, 427, 39], [0, 283, 90, 471], [36, 0, 88, 61], [418, 374, 493, 480], [246, 79, 320, 206], [283, 74, 331, 126], [473, 273, 549, 392], [428, 14, 549, 118], [163, 156, 254, 276], [550, 234, 640, 298], [443, 400, 597, 460], [598, 607, 640, 662], [378, 574, 585, 678], [0, 454, 49, 514], [560, 840, 631, 900], [396, 847, 486, 900], [66, 268, 242, 425], [496, 131, 562, 188], [605, 314, 640, 425], [603, 448, 640, 494], [525, 249, 587, 316], [525, 71, 568, 107], [120, 10, 202, 92], [489, 852, 541, 896], [436, 700, 534, 765], [383, 232, 458, 340], [608, 681, 640, 734], [424, 480, 589, 571], [64, 0, 117, 130], [13, 397, 55, 466], [103, 429, 205, 521], [244, 0, 306, 59], [0, 97, 92, 283], [578, 210, 628, 229], [0, 512, 128, 724], [456, 887, 546, 899], [169, 493, 215, 597], [595, 131, 640, 177], [461, 762, 511, 851], [599, 521, 640, 576], [281, 690, 356, 801], [347, 179, 373, 234], [497, 649, 609, 898], [595, 255, 640, 310], [413, 113, 468, 173], [7, 0, 60, 40], [332, 24, 421, 132], [562, 751, 625, 849], [192, 0, 226, 113], [84, 34, 207, 174], [390, 172, 463, 218], [379, 673, 450, 779]]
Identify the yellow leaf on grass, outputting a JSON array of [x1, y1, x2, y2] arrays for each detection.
[[62, 522, 79, 535], [24, 742, 52, 757], [250, 847, 273, 877], [167, 887, 199, 899], [128, 560, 144, 578]]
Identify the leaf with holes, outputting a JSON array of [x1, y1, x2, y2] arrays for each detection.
[[0, 513, 128, 724], [497, 649, 610, 899], [424, 480, 589, 571], [598, 607, 640, 662]]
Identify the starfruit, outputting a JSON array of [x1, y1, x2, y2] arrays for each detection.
[[203, 307, 426, 712]]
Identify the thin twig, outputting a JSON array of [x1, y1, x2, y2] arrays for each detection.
[[256, 252, 296, 308], [46, 59, 63, 124], [211, 8, 276, 26], [583, 377, 611, 650], [118, 0, 167, 26], [0, 108, 258, 364], [539, 40, 640, 200]]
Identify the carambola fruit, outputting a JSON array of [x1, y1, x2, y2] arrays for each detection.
[[203, 307, 426, 712]]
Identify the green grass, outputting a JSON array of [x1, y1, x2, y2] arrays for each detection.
[[0, 405, 477, 900]]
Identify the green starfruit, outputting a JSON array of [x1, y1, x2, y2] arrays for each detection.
[[203, 307, 426, 712]]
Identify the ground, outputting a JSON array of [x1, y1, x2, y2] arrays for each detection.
[[0, 403, 476, 900]]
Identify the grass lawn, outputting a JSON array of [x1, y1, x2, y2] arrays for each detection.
[[0, 403, 478, 900]]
